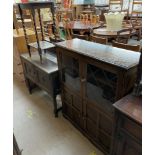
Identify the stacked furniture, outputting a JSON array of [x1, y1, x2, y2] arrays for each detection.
[[56, 38, 140, 154]]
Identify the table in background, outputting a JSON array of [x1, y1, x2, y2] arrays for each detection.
[[59, 21, 101, 34], [93, 26, 136, 38]]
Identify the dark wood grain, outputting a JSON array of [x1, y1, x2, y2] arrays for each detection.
[[111, 94, 142, 155], [56, 38, 140, 70], [113, 94, 142, 124]]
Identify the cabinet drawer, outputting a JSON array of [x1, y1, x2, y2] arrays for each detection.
[[38, 70, 51, 92], [121, 116, 142, 141], [24, 62, 38, 82]]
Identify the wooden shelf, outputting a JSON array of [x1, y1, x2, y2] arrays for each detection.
[[28, 41, 55, 50]]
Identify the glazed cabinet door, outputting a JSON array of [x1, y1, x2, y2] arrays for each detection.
[[61, 52, 81, 92], [82, 62, 117, 154], [58, 49, 84, 129], [86, 63, 117, 103]]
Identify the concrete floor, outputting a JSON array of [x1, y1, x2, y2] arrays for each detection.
[[13, 77, 104, 155]]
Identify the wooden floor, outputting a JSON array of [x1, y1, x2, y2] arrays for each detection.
[[13, 77, 104, 155]]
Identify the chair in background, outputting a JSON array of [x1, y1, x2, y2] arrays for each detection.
[[112, 41, 141, 52], [116, 28, 132, 44], [130, 0, 142, 21], [90, 35, 107, 45], [131, 19, 142, 41], [62, 18, 88, 40], [109, 0, 129, 17], [72, 33, 88, 40]]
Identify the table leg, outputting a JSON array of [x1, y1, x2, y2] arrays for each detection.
[[25, 78, 32, 94], [53, 94, 58, 117]]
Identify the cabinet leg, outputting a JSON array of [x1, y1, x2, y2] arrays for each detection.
[[53, 95, 58, 117], [25, 78, 32, 94]]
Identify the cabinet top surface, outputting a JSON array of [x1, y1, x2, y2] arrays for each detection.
[[113, 94, 142, 124], [21, 52, 58, 74], [56, 39, 141, 70]]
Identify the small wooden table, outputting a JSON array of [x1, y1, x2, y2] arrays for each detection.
[[21, 52, 61, 117], [59, 21, 101, 34]]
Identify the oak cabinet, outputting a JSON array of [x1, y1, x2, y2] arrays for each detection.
[[56, 39, 140, 154]]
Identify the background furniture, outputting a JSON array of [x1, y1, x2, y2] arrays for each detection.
[[131, 0, 142, 19], [56, 38, 140, 154], [116, 28, 132, 44], [111, 94, 142, 155], [94, 4, 109, 21], [61, 18, 89, 40], [21, 52, 61, 117], [90, 34, 107, 44], [112, 41, 140, 51], [93, 27, 135, 40], [13, 3, 34, 30], [59, 20, 100, 35]]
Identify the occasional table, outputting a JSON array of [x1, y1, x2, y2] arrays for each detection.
[[59, 21, 101, 34]]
